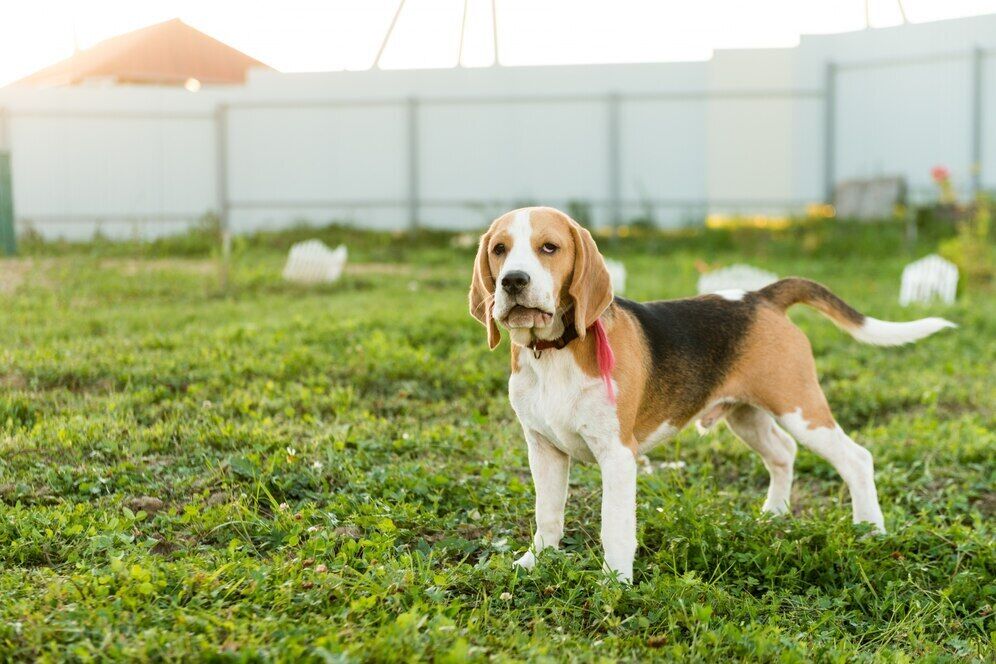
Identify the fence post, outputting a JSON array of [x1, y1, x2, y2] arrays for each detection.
[[407, 97, 420, 232], [823, 62, 837, 204], [215, 104, 231, 289], [970, 46, 984, 196], [607, 92, 622, 228], [0, 107, 15, 256]]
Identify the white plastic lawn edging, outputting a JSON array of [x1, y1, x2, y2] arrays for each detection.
[[605, 259, 627, 295], [899, 254, 958, 306], [697, 264, 778, 295], [282, 240, 348, 284]]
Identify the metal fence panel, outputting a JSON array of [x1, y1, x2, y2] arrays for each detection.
[[8, 112, 215, 240], [417, 99, 609, 229], [834, 55, 974, 203], [225, 103, 409, 232]]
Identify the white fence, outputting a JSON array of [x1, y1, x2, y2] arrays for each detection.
[[1, 14, 995, 240]]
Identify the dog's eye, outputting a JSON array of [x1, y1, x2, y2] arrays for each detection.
[[540, 243, 558, 255], [493, 243, 506, 256]]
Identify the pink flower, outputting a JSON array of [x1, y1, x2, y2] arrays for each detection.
[[931, 166, 950, 183]]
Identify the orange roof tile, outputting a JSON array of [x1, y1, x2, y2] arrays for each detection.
[[12, 18, 270, 88]]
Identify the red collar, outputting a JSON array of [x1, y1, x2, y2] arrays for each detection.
[[528, 316, 580, 355]]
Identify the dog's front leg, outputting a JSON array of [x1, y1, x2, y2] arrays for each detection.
[[594, 442, 637, 583], [514, 431, 570, 570]]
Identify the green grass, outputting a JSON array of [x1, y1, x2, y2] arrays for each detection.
[[1, 222, 993, 662]]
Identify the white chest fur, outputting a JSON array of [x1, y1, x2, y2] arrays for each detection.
[[508, 349, 621, 463]]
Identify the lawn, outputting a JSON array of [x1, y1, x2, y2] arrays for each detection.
[[0, 222, 993, 661]]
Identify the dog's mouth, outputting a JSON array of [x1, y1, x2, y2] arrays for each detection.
[[503, 305, 554, 329]]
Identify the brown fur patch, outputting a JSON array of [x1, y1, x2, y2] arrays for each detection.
[[567, 304, 648, 453], [711, 305, 836, 429], [526, 208, 581, 309], [608, 297, 839, 445], [760, 278, 865, 329], [615, 295, 758, 436]]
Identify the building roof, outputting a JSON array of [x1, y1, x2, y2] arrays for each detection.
[[12, 18, 269, 89]]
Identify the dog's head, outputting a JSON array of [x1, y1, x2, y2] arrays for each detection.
[[469, 207, 612, 349]]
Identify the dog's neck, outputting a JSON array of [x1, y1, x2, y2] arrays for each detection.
[[527, 314, 580, 355], [510, 306, 617, 404]]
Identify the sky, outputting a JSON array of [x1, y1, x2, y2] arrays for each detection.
[[2, 0, 996, 86]]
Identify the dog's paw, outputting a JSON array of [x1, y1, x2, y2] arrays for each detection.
[[861, 522, 887, 537], [761, 501, 790, 516], [513, 551, 536, 570], [601, 560, 633, 584]]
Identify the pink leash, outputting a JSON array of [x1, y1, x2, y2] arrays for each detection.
[[591, 319, 616, 404]]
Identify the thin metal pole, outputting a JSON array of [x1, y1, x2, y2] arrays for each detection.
[[0, 109, 15, 257], [457, 0, 469, 67], [375, 0, 406, 69], [896, 0, 908, 24], [407, 97, 420, 231], [864, 0, 871, 29], [970, 46, 984, 196], [823, 62, 837, 204], [215, 104, 231, 290], [491, 0, 500, 66], [607, 93, 622, 227], [0, 106, 8, 151], [0, 107, 16, 256]]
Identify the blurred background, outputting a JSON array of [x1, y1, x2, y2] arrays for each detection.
[[0, 0, 995, 247]]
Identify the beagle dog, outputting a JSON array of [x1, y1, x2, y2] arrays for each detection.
[[469, 206, 955, 582]]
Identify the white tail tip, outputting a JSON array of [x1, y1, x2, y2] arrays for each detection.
[[849, 316, 957, 347]]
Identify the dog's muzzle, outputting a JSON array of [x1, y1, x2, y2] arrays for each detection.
[[494, 270, 554, 329], [501, 270, 530, 296]]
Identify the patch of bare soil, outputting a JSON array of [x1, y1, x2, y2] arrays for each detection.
[[0, 373, 27, 389], [98, 258, 217, 276], [345, 263, 414, 276], [971, 491, 996, 517], [0, 258, 36, 295]]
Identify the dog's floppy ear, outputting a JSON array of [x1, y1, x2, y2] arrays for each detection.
[[469, 228, 501, 350], [567, 218, 613, 339]]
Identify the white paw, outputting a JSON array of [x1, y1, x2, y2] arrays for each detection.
[[855, 512, 886, 535], [601, 560, 633, 584], [864, 520, 887, 536], [513, 551, 536, 570], [761, 501, 790, 516]]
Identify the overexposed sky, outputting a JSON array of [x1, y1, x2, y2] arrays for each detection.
[[2, 0, 996, 86]]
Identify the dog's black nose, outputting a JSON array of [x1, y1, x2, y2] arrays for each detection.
[[501, 270, 530, 295]]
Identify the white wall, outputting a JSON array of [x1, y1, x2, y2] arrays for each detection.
[[0, 87, 223, 240], [226, 104, 409, 232], [419, 99, 610, 229], [10, 115, 216, 234], [619, 97, 707, 226], [835, 56, 974, 201], [1, 14, 995, 239]]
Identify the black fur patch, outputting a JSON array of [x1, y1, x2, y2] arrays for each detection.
[[615, 294, 758, 422]]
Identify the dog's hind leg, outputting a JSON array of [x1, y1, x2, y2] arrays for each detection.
[[743, 314, 885, 533], [775, 398, 885, 533], [726, 405, 796, 515], [514, 430, 570, 570]]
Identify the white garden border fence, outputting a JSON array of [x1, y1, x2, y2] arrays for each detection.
[[1, 16, 995, 244]]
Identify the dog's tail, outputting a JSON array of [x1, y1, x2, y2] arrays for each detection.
[[759, 277, 956, 347]]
